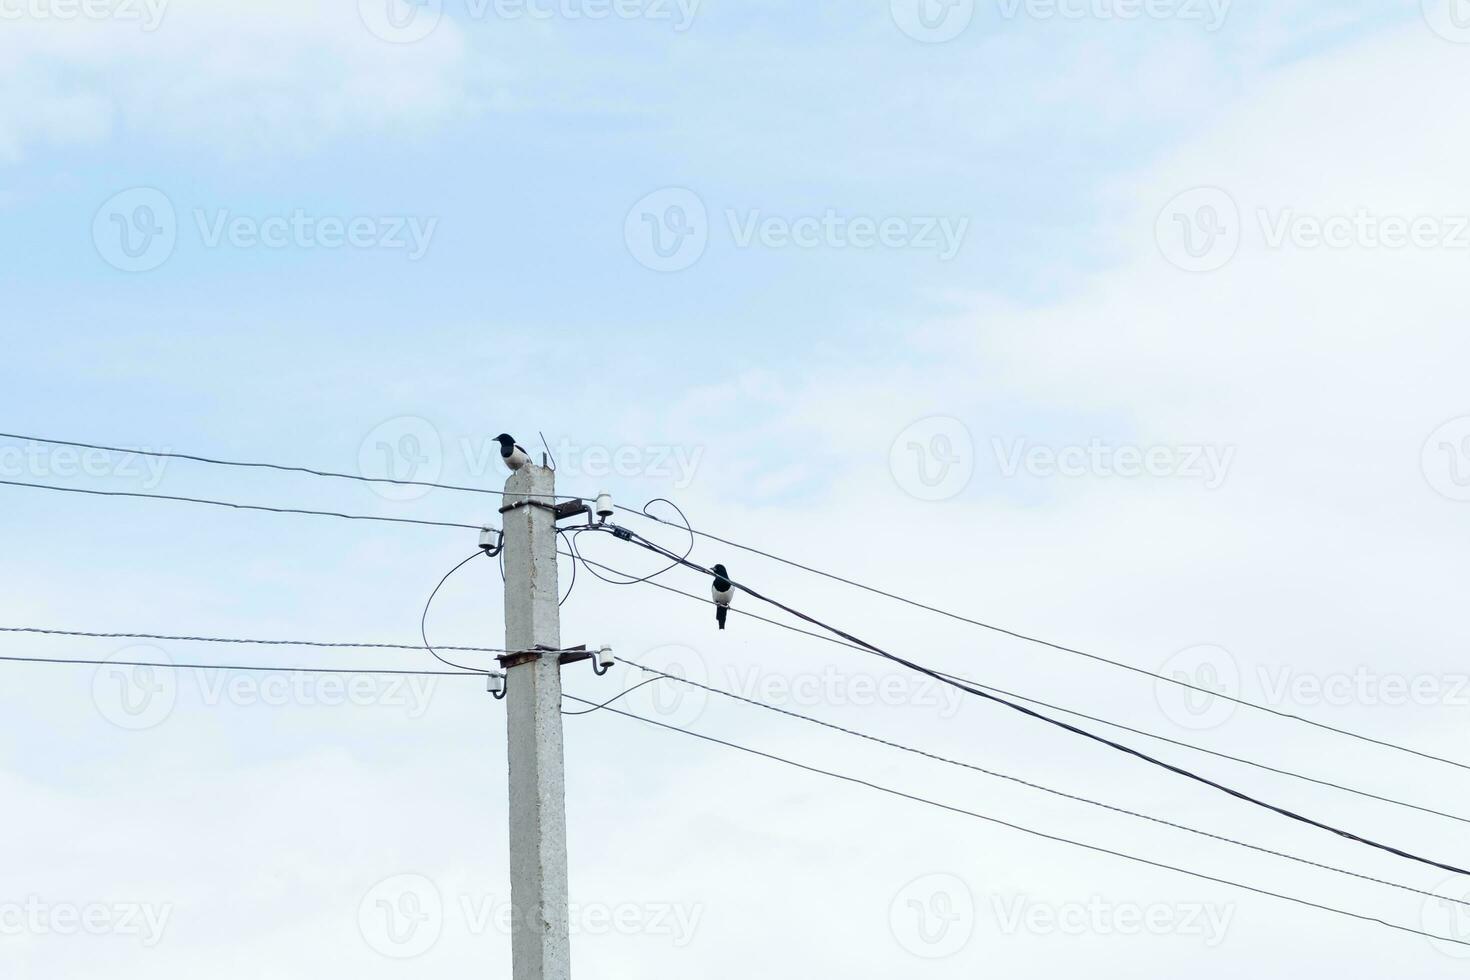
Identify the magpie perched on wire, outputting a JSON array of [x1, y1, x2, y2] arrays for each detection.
[[711, 563, 733, 630], [496, 433, 530, 472]]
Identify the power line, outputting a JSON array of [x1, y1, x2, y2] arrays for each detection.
[[0, 430, 585, 501], [617, 504, 1470, 773], [562, 546, 1470, 826], [613, 658, 1470, 909], [600, 526, 1470, 878], [0, 653, 481, 676], [0, 625, 509, 655], [564, 692, 1470, 950], [0, 478, 485, 531], [421, 551, 495, 673]]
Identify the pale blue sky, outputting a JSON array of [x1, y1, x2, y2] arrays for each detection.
[[4, 2, 1470, 978]]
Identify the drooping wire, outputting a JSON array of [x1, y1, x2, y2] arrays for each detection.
[[564, 498, 694, 586], [559, 677, 663, 716], [563, 692, 1470, 950], [601, 525, 1470, 878], [555, 528, 579, 607], [562, 546, 1470, 826], [421, 551, 494, 673], [616, 502, 1470, 773], [0, 430, 587, 501], [614, 657, 1470, 909], [0, 478, 484, 531]]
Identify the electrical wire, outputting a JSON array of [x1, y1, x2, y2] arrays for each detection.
[[0, 653, 480, 676], [563, 498, 693, 586], [421, 551, 494, 673], [617, 503, 1470, 773], [0, 478, 484, 531], [559, 677, 663, 716], [563, 692, 1470, 950], [601, 525, 1470, 878], [614, 657, 1470, 909], [0, 430, 586, 501], [562, 546, 1470, 826], [0, 625, 509, 655]]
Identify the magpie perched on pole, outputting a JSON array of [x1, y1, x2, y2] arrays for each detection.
[[711, 563, 733, 630], [496, 433, 530, 472]]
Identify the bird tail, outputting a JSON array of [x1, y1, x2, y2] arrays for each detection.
[[716, 606, 728, 630]]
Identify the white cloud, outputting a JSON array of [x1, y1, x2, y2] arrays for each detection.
[[0, 0, 476, 161]]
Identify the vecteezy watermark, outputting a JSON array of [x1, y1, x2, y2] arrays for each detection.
[[1422, 0, 1470, 43], [890, 0, 1227, 42], [92, 188, 178, 273], [1255, 667, 1470, 710], [1423, 878, 1470, 959], [992, 437, 1236, 490], [359, 874, 444, 959], [358, 0, 700, 44], [0, 441, 169, 489], [1157, 644, 1470, 730], [92, 647, 179, 732], [624, 188, 970, 272], [722, 664, 965, 718], [92, 647, 441, 731], [890, 0, 975, 42], [616, 645, 711, 727], [0, 898, 173, 947], [1155, 644, 1238, 732], [479, 438, 704, 490], [995, 0, 1230, 30], [0, 0, 168, 30], [358, 874, 703, 958], [357, 416, 445, 502], [1159, 187, 1470, 272], [354, 420, 705, 500], [889, 874, 975, 959], [1423, 416, 1470, 502], [1156, 187, 1241, 273], [92, 188, 438, 272], [988, 893, 1235, 946], [195, 671, 439, 719], [890, 417, 975, 502]]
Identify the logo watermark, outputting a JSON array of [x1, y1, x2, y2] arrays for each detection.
[[625, 188, 969, 272], [989, 893, 1235, 945], [1423, 878, 1470, 958], [0, 898, 172, 947], [1423, 416, 1470, 502], [997, 0, 1229, 29], [354, 419, 705, 500], [92, 647, 441, 731], [0, 0, 167, 29], [358, 874, 702, 958], [992, 437, 1235, 489], [1159, 187, 1470, 272], [890, 873, 975, 958], [890, 417, 975, 502], [0, 442, 169, 489], [358, 0, 700, 44], [92, 647, 178, 732], [1423, 0, 1470, 43], [93, 188, 438, 272], [1155, 644, 1238, 732]]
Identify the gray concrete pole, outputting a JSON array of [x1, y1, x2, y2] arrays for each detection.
[[501, 461, 571, 980]]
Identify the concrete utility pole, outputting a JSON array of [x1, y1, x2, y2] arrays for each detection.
[[500, 460, 572, 980]]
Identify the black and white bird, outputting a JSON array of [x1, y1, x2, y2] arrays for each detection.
[[711, 563, 734, 630], [496, 433, 530, 472]]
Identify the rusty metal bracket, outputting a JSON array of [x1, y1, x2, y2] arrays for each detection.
[[496, 644, 590, 670]]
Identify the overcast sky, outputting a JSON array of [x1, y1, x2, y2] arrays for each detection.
[[3, 0, 1470, 977]]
